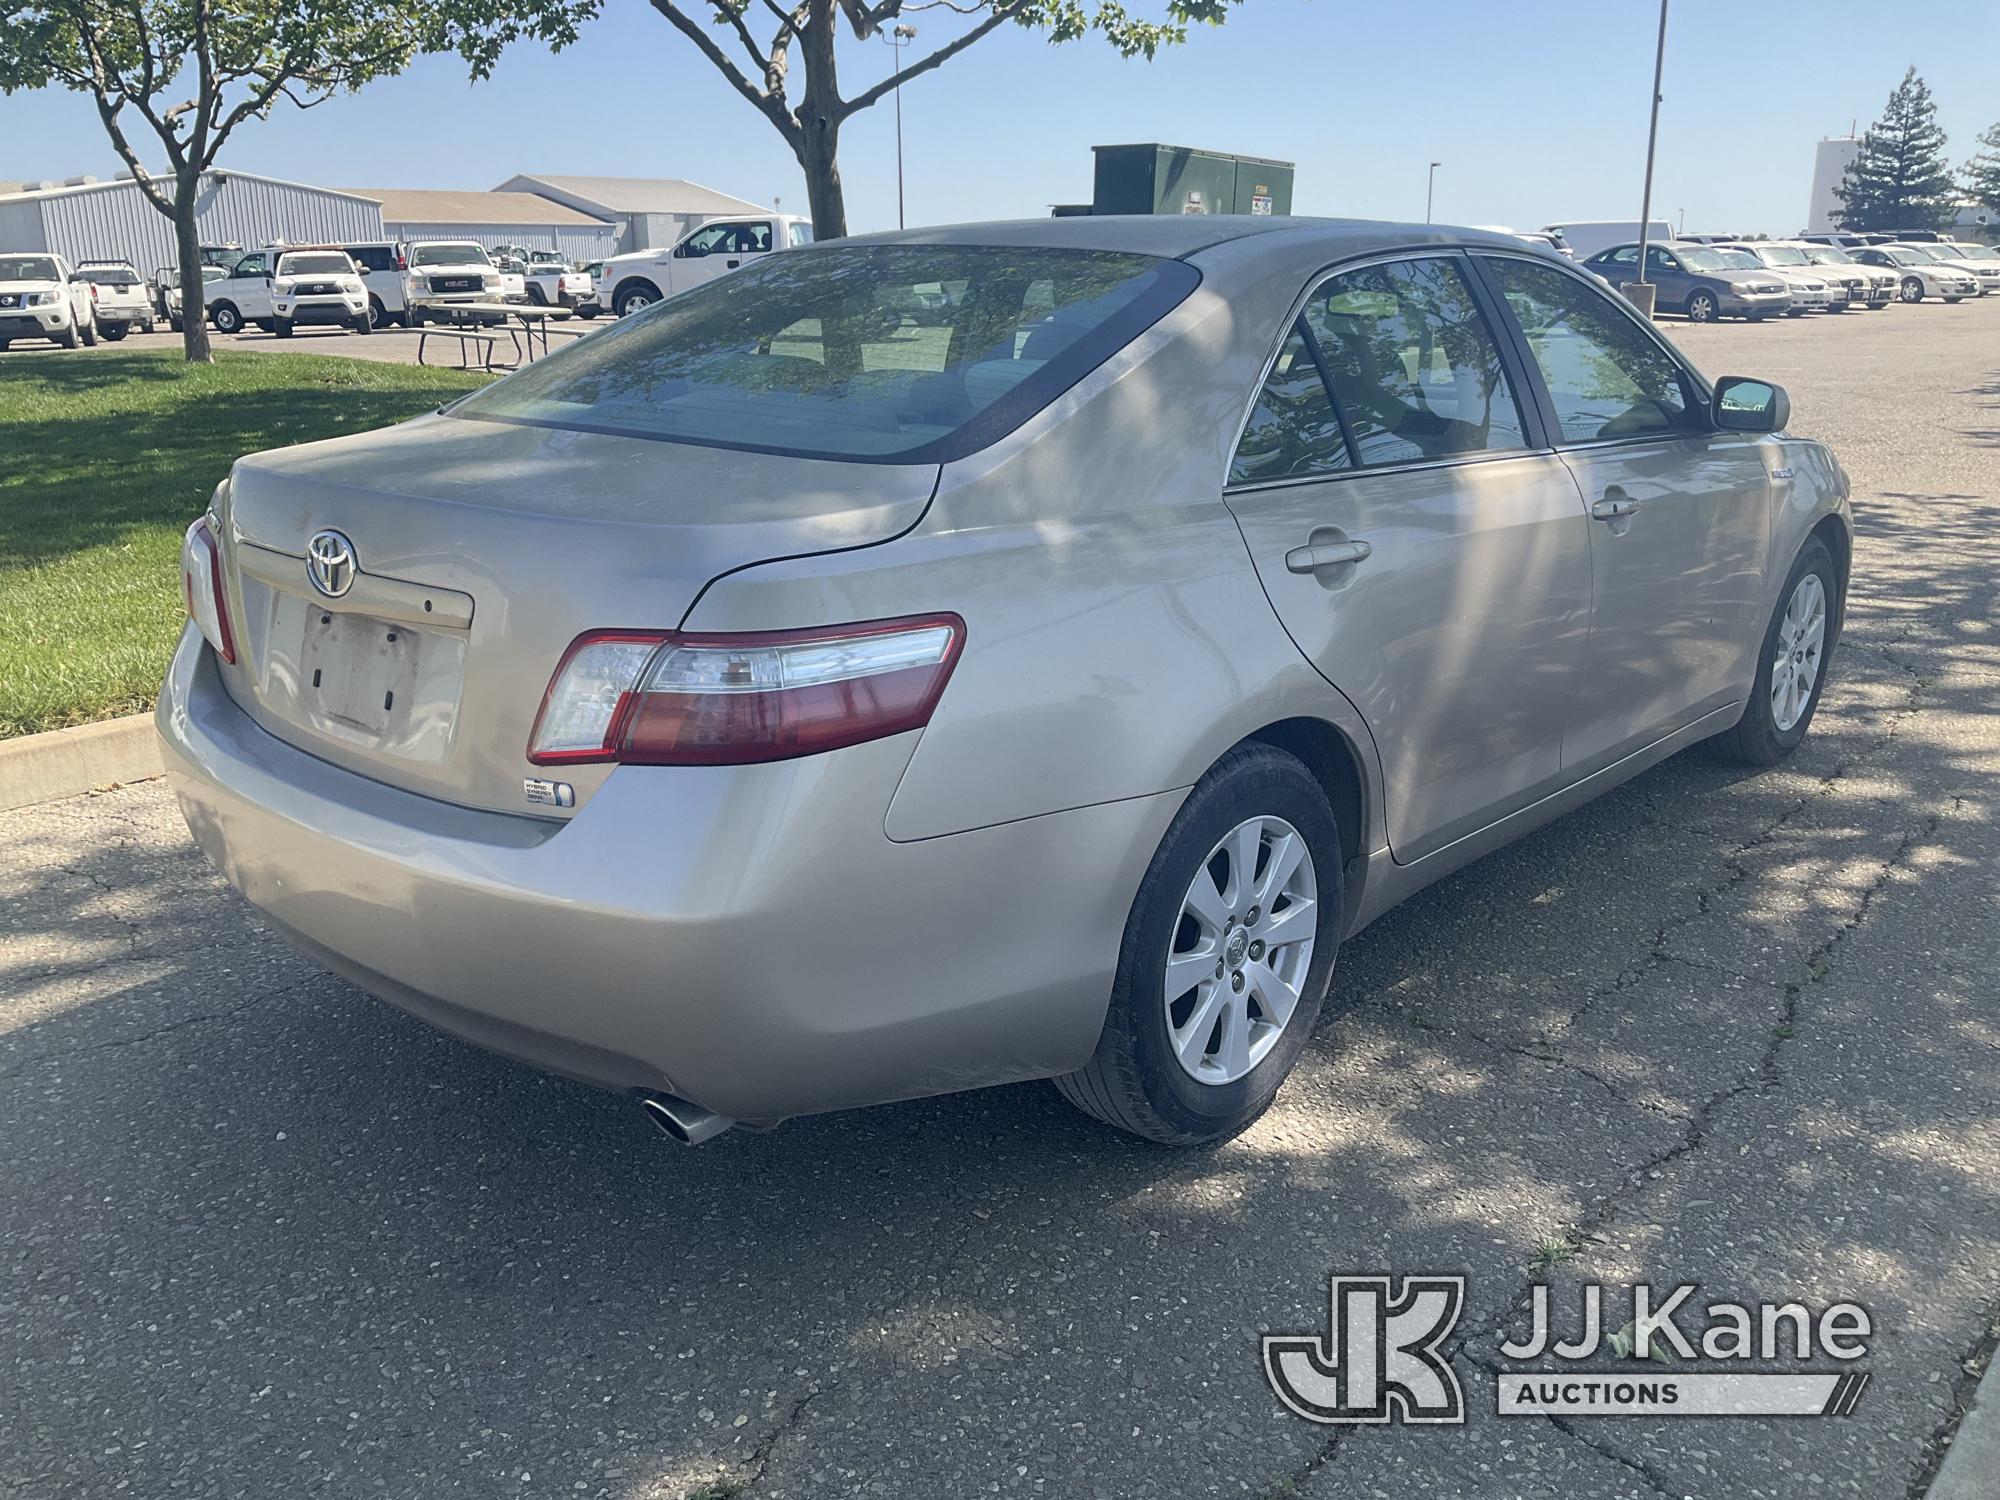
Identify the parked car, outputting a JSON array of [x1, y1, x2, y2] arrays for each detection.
[[1582, 242, 1792, 321], [598, 212, 813, 316], [158, 220, 1851, 1147], [73, 259, 156, 338], [0, 251, 98, 349], [202, 247, 369, 336], [1539, 219, 1673, 261], [340, 241, 410, 328], [1793, 242, 1897, 308], [488, 254, 531, 304], [1851, 244, 1978, 303], [1920, 241, 2000, 295], [524, 259, 592, 309], [1712, 243, 1839, 313], [154, 264, 229, 331], [573, 261, 608, 318], [401, 240, 506, 325]]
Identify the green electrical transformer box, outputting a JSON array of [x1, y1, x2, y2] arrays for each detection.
[[1089, 143, 1295, 217]]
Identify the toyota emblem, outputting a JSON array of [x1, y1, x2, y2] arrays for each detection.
[[306, 529, 357, 598]]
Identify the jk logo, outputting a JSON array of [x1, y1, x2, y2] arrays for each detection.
[[1263, 1275, 1466, 1424]]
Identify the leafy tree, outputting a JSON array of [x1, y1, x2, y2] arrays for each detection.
[[646, 0, 1244, 239], [1962, 122, 2000, 221], [1834, 67, 1957, 233], [0, 0, 597, 362]]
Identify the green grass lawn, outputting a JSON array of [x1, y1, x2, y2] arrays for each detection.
[[0, 350, 486, 738]]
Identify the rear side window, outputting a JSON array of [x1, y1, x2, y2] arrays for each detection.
[[347, 246, 396, 273], [1230, 324, 1350, 485], [1301, 258, 1528, 465], [1484, 257, 1698, 443], [451, 245, 1200, 462]]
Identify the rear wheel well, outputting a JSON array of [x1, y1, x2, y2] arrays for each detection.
[[1239, 718, 1368, 917]]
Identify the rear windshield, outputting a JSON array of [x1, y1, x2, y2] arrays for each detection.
[[78, 266, 140, 286], [279, 253, 353, 276], [450, 244, 1200, 462]]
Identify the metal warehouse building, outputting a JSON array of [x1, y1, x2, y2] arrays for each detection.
[[349, 187, 620, 262], [494, 174, 766, 253], [0, 171, 382, 272]]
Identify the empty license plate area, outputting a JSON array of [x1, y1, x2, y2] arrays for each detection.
[[302, 609, 422, 735]]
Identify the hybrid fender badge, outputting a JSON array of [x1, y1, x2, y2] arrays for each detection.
[[306, 529, 357, 598], [523, 777, 575, 809]]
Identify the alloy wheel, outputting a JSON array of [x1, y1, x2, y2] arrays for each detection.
[[1687, 292, 1716, 323], [1163, 815, 1318, 1085], [1770, 573, 1827, 733]]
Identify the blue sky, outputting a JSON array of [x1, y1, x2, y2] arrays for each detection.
[[3, 0, 1996, 236]]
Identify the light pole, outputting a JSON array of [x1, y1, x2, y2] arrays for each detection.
[[1426, 161, 1441, 224], [885, 24, 916, 230], [1630, 0, 1669, 318]]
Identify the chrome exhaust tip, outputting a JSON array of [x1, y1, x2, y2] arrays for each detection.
[[639, 1092, 734, 1146]]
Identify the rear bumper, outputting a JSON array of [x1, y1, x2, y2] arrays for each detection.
[[156, 629, 1175, 1120]]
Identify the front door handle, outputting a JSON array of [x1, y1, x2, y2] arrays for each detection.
[[1590, 495, 1640, 521], [1285, 539, 1372, 573]]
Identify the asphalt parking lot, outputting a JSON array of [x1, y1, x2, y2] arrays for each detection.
[[3, 298, 1998, 1500]]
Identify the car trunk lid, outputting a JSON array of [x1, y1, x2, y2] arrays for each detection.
[[216, 412, 937, 816]]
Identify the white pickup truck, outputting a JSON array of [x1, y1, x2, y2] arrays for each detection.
[[523, 256, 593, 310], [402, 240, 509, 325], [0, 251, 99, 349], [597, 212, 812, 316], [74, 260, 156, 339]]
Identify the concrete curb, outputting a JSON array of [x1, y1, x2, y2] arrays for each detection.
[[1927, 1341, 2000, 1499], [0, 713, 163, 812]]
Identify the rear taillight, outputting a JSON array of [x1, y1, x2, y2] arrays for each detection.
[[527, 614, 964, 767], [180, 516, 236, 664]]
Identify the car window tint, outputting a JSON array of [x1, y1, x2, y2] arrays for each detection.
[[1301, 258, 1527, 466], [1229, 321, 1350, 485], [1484, 257, 1698, 444], [451, 244, 1198, 462]]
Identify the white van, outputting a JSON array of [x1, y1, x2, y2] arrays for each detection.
[[1540, 219, 1674, 262], [598, 212, 813, 316]]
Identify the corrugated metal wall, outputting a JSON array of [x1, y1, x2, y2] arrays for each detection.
[[383, 220, 620, 262], [10, 176, 383, 273]]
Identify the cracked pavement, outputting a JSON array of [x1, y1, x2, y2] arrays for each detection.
[[3, 304, 1998, 1499]]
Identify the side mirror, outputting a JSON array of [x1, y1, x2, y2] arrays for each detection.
[[1712, 376, 1790, 434]]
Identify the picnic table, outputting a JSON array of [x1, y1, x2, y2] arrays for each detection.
[[415, 302, 591, 371]]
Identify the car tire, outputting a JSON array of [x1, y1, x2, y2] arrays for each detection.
[[273, 317, 294, 338], [527, 284, 548, 306], [56, 321, 80, 349], [367, 296, 387, 330], [168, 315, 183, 333], [0, 339, 10, 351], [1054, 744, 1343, 1146], [576, 305, 598, 320], [352, 312, 372, 335], [1685, 290, 1718, 323], [1784, 307, 1806, 317], [101, 323, 128, 341], [1944, 297, 1965, 305], [1709, 537, 1839, 767], [409, 308, 427, 328], [211, 302, 242, 334], [80, 318, 98, 347], [1900, 278, 1924, 304], [614, 281, 660, 317]]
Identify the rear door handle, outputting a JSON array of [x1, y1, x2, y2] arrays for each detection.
[[1590, 495, 1640, 520], [1285, 539, 1372, 573]]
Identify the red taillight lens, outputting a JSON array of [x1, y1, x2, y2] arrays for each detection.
[[180, 516, 236, 664], [527, 615, 964, 767]]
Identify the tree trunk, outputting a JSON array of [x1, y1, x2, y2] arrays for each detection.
[[798, 114, 848, 240], [173, 176, 214, 364]]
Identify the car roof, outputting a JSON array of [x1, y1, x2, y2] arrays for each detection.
[[835, 214, 1535, 263]]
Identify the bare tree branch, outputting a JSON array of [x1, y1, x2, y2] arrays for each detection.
[[836, 0, 1021, 117], [649, 0, 799, 140]]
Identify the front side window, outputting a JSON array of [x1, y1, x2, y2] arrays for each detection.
[[1598, 246, 1640, 266], [1301, 257, 1527, 466], [1645, 247, 1680, 274], [1229, 323, 1350, 486], [451, 244, 1199, 462], [788, 222, 814, 248], [1484, 257, 1698, 444], [232, 253, 267, 277]]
